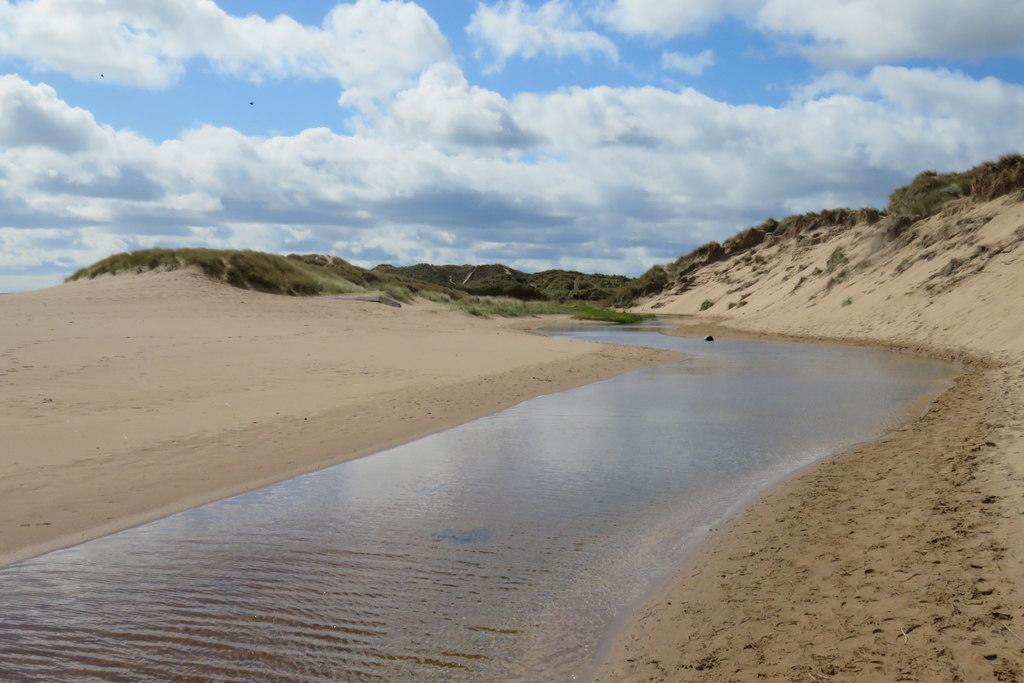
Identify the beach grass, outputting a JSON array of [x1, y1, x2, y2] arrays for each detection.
[[449, 296, 575, 318], [571, 306, 654, 324], [68, 248, 366, 296], [67, 248, 466, 300], [67, 249, 655, 323], [448, 296, 654, 323]]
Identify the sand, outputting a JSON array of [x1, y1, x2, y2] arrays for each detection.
[[0, 270, 677, 567], [604, 194, 1024, 679]]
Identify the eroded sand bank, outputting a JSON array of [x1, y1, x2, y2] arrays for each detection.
[[603, 195, 1024, 680]]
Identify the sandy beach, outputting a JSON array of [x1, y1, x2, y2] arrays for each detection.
[[0, 270, 677, 567], [604, 195, 1024, 680]]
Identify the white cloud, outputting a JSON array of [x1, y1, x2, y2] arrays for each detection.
[[661, 49, 716, 76], [468, 0, 618, 70], [599, 0, 758, 38], [0, 0, 452, 105], [2, 67, 1024, 289], [383, 63, 541, 147], [757, 0, 1024, 66], [600, 0, 1024, 66], [0, 76, 105, 152]]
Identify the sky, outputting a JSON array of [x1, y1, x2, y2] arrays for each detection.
[[0, 0, 1023, 291]]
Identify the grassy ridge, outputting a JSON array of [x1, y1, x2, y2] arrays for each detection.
[[888, 154, 1024, 218], [67, 248, 363, 296], [608, 154, 1024, 307], [374, 263, 631, 302], [67, 248, 650, 324], [68, 248, 463, 299]]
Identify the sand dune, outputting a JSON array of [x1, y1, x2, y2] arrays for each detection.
[[0, 270, 676, 567], [604, 194, 1024, 679]]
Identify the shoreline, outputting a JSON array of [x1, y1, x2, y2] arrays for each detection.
[[2, 347, 677, 569], [599, 318, 1024, 681], [0, 272, 680, 568], [583, 321, 960, 680]]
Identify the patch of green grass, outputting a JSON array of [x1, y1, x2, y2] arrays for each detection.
[[381, 283, 413, 303], [700, 299, 715, 311], [450, 296, 575, 318], [571, 306, 654, 324], [417, 289, 453, 304], [447, 296, 652, 323]]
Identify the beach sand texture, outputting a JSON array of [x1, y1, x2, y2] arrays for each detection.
[[0, 270, 676, 567], [605, 195, 1024, 679]]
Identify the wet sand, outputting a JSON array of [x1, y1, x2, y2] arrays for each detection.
[[0, 270, 677, 567], [601, 320, 1024, 681]]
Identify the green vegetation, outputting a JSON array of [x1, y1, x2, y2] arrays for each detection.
[[67, 248, 366, 296], [528, 269, 632, 302], [445, 295, 652, 324], [606, 267, 669, 307], [374, 263, 630, 302], [700, 299, 715, 311], [449, 296, 575, 318], [610, 156, 1024, 305], [887, 171, 972, 219], [888, 154, 1024, 219], [68, 248, 464, 299], [67, 249, 653, 326], [842, 297, 854, 307], [287, 254, 462, 299], [571, 306, 654, 324]]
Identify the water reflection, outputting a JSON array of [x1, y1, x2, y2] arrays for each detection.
[[0, 326, 952, 681]]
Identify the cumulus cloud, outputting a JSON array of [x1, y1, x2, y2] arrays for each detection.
[[0, 77, 105, 152], [661, 49, 716, 76], [600, 0, 1024, 65], [468, 0, 618, 70], [598, 0, 758, 38], [757, 0, 1024, 66], [3, 64, 1024, 290], [0, 0, 452, 105], [383, 63, 542, 148]]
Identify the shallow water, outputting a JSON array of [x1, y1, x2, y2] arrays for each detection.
[[0, 326, 952, 681]]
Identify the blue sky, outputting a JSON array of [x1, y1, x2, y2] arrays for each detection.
[[1, 0, 1023, 290]]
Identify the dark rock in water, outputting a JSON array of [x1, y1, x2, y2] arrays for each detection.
[[705, 335, 714, 342]]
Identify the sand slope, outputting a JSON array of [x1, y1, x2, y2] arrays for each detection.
[[0, 270, 676, 566], [605, 195, 1024, 680]]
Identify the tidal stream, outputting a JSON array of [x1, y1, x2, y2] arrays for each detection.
[[0, 325, 953, 681]]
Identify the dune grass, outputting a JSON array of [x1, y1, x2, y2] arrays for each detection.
[[888, 154, 1024, 219], [447, 296, 654, 323], [449, 296, 575, 318], [67, 248, 466, 301], [571, 306, 654, 324], [69, 249, 653, 324], [67, 248, 366, 296]]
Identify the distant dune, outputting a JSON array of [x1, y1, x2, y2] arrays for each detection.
[[605, 156, 1024, 680], [373, 262, 632, 302]]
